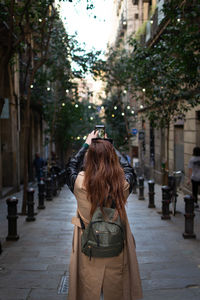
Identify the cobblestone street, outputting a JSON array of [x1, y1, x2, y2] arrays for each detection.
[[0, 183, 200, 300]]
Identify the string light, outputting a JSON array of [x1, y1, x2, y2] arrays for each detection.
[[112, 114, 115, 118], [127, 105, 130, 109], [83, 136, 87, 140], [47, 87, 50, 91], [142, 88, 146, 92], [75, 104, 79, 108], [39, 18, 42, 22], [30, 85, 33, 88], [177, 18, 181, 22], [77, 136, 80, 140], [121, 112, 125, 116], [140, 104, 144, 109], [123, 90, 127, 94], [66, 89, 69, 93], [88, 105, 91, 109], [131, 110, 135, 114], [150, 20, 153, 24], [90, 116, 94, 120], [101, 106, 104, 109], [62, 103, 65, 107], [114, 106, 117, 110]]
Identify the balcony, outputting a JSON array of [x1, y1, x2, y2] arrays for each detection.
[[139, 0, 165, 45], [116, 11, 127, 42], [157, 0, 165, 25]]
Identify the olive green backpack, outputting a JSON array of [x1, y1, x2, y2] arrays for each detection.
[[81, 207, 126, 259]]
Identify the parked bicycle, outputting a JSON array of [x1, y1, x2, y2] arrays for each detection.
[[168, 171, 183, 216]]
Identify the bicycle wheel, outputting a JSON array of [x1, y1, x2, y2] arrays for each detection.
[[171, 194, 177, 216]]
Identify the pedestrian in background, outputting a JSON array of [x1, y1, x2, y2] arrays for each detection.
[[33, 153, 44, 182], [188, 146, 200, 208], [66, 130, 142, 300]]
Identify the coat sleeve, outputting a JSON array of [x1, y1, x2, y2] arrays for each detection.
[[115, 149, 137, 193], [66, 146, 88, 193]]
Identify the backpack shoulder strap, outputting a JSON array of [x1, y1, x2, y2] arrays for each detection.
[[77, 209, 90, 230]]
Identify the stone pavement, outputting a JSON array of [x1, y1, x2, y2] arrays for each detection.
[[0, 182, 199, 300]]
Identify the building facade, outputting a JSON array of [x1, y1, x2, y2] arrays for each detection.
[[109, 0, 200, 191], [0, 26, 50, 198]]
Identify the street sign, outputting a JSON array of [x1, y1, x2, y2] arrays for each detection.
[[132, 128, 138, 135]]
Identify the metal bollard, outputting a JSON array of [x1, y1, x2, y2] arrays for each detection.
[[148, 180, 155, 208], [138, 177, 145, 200], [60, 170, 64, 187], [52, 174, 57, 197], [183, 195, 196, 239], [161, 186, 171, 220], [58, 172, 62, 191], [6, 197, 19, 240], [54, 174, 58, 196], [26, 188, 36, 222], [45, 177, 53, 201], [63, 169, 67, 185], [38, 179, 45, 209], [132, 176, 137, 194]]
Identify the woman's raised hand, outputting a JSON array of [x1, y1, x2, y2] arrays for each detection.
[[85, 130, 99, 145]]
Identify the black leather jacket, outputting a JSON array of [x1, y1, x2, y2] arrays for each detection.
[[66, 145, 136, 194]]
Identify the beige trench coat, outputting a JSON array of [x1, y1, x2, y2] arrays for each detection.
[[67, 171, 143, 300]]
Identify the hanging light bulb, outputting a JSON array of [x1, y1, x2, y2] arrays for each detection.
[[47, 87, 50, 91], [142, 88, 146, 92], [90, 116, 94, 120], [127, 105, 130, 109], [114, 106, 117, 110], [30, 85, 33, 88], [62, 103, 65, 107], [112, 114, 115, 118], [131, 110, 134, 114], [140, 104, 144, 109], [75, 104, 79, 108], [77, 136, 80, 140], [88, 105, 91, 109], [121, 112, 125, 116]]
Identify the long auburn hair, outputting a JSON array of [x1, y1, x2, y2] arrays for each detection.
[[83, 139, 127, 220]]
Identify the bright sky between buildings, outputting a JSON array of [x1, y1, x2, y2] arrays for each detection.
[[55, 0, 113, 53]]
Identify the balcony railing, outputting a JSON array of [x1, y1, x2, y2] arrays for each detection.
[[139, 0, 165, 45]]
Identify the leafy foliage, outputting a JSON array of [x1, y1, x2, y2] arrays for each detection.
[[103, 95, 129, 148], [58, 0, 94, 10], [96, 0, 200, 140], [29, 16, 102, 151], [55, 100, 102, 151]]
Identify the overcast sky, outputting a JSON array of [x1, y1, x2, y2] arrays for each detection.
[[55, 0, 113, 52]]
